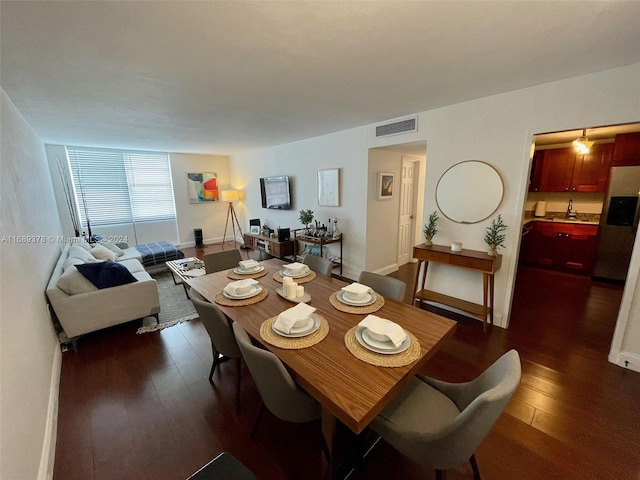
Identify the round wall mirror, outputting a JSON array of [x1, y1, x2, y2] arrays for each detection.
[[436, 160, 504, 224]]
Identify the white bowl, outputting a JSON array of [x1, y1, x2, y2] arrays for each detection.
[[366, 330, 389, 343], [345, 291, 367, 301], [234, 285, 254, 295], [285, 266, 306, 275]]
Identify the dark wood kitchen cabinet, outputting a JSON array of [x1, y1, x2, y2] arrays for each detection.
[[522, 222, 599, 275], [611, 132, 640, 166], [534, 144, 612, 193]]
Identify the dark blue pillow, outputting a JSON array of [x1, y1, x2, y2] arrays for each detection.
[[76, 261, 138, 289]]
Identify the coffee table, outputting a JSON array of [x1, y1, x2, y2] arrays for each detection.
[[166, 257, 205, 298]]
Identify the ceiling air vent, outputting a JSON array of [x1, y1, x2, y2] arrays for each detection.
[[375, 116, 418, 137]]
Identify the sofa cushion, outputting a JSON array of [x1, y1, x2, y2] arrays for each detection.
[[76, 261, 138, 289], [57, 266, 99, 295], [69, 245, 97, 263], [98, 240, 125, 257], [90, 243, 119, 261], [118, 259, 145, 274]]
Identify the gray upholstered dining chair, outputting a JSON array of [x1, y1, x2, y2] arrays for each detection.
[[204, 249, 243, 274], [302, 254, 333, 276], [190, 289, 243, 412], [232, 322, 329, 477], [358, 271, 406, 302], [370, 349, 521, 480], [232, 322, 322, 436]]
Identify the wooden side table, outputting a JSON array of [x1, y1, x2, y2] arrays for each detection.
[[412, 243, 502, 332]]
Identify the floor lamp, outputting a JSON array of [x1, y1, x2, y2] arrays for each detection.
[[220, 190, 243, 249]]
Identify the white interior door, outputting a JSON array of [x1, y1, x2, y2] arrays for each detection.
[[398, 159, 417, 266]]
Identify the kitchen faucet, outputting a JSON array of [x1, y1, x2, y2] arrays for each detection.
[[566, 199, 573, 218]]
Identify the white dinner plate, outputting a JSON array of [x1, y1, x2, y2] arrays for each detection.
[[222, 285, 263, 300], [233, 265, 264, 274], [355, 326, 410, 354], [337, 290, 376, 306], [272, 313, 320, 338], [280, 268, 310, 278]]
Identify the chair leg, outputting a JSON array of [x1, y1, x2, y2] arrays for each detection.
[[436, 470, 447, 480], [235, 358, 242, 414], [209, 345, 220, 382], [470, 454, 481, 480], [320, 434, 331, 463], [250, 401, 266, 439]]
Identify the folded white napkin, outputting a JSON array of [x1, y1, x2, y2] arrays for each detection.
[[273, 303, 316, 334], [238, 259, 259, 270], [341, 282, 371, 299], [358, 315, 407, 348], [284, 262, 307, 274], [224, 278, 259, 296]]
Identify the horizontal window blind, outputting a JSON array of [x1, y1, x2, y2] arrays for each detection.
[[67, 147, 176, 228]]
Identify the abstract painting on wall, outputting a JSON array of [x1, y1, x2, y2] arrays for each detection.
[[187, 172, 219, 203]]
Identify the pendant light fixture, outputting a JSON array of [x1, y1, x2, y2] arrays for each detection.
[[572, 129, 593, 154]]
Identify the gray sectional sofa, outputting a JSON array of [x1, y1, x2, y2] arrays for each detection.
[[46, 240, 160, 344]]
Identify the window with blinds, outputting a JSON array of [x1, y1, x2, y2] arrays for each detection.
[[66, 147, 177, 227]]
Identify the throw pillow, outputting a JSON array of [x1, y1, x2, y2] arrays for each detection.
[[69, 245, 96, 263], [74, 238, 93, 250], [57, 266, 99, 295], [90, 243, 118, 261], [98, 240, 125, 257], [76, 261, 138, 289], [62, 256, 84, 272]]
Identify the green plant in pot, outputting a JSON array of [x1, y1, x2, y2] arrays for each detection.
[[298, 209, 314, 232], [484, 214, 507, 256], [423, 211, 439, 246]]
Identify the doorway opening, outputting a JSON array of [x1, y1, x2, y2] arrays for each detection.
[[513, 123, 640, 365], [366, 142, 426, 275]]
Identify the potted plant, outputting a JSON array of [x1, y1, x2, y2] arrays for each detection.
[[298, 209, 314, 233], [423, 211, 439, 246], [484, 214, 507, 256]]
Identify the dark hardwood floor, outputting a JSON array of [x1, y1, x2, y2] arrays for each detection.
[[53, 245, 640, 479]]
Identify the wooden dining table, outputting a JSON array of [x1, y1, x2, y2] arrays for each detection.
[[186, 258, 457, 478]]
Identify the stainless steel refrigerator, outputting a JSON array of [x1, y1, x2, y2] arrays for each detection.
[[593, 166, 640, 282]]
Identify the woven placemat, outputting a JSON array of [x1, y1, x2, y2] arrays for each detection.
[[329, 291, 385, 314], [344, 326, 421, 367], [226, 268, 269, 280], [260, 314, 329, 349], [214, 288, 269, 307], [272, 270, 317, 284]]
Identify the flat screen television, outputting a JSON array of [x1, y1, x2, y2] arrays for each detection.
[[260, 176, 291, 210]]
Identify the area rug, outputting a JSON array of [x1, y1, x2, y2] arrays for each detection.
[[137, 270, 199, 334]]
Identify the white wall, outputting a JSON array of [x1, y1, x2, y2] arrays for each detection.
[[366, 149, 400, 273], [230, 128, 368, 278], [1, 89, 63, 480], [231, 63, 640, 370], [170, 152, 231, 246]]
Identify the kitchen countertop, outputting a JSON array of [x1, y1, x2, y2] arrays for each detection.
[[523, 211, 600, 226]]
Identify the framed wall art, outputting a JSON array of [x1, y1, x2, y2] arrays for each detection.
[[187, 172, 219, 203], [378, 172, 395, 200], [318, 168, 340, 206]]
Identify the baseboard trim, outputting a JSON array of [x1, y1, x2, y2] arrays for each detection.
[[372, 263, 399, 276], [38, 345, 62, 480], [613, 352, 640, 374]]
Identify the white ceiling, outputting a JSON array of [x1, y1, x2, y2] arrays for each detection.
[[2, 1, 640, 155]]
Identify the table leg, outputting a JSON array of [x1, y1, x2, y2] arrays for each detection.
[[321, 409, 337, 478], [412, 260, 428, 307], [482, 273, 489, 333], [489, 273, 495, 327]]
